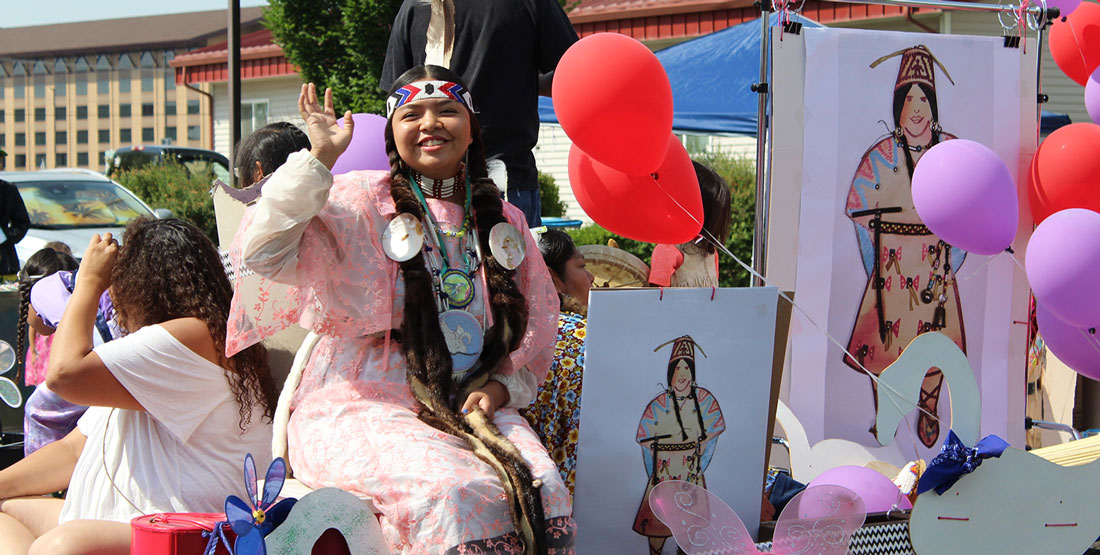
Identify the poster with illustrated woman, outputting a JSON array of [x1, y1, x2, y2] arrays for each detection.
[[779, 28, 1031, 463]]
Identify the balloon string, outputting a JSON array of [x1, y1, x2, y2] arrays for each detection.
[[648, 178, 942, 435], [959, 248, 1024, 282]]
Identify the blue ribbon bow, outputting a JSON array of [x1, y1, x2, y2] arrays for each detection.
[[917, 430, 1009, 495]]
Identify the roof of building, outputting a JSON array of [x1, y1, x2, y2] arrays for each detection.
[[0, 7, 265, 57], [568, 0, 752, 23]]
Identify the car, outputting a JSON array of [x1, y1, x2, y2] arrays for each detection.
[[4, 169, 165, 264], [106, 145, 231, 183]]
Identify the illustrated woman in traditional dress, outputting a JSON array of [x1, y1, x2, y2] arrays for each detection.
[[844, 45, 967, 449], [633, 335, 725, 554], [228, 65, 572, 553]]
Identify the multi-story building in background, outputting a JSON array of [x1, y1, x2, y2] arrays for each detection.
[[0, 7, 264, 171]]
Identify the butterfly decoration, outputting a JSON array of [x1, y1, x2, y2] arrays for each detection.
[[0, 341, 22, 408], [649, 480, 866, 554], [219, 454, 297, 555]]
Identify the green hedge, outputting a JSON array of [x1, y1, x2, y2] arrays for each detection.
[[566, 153, 756, 288], [539, 171, 567, 218], [113, 163, 219, 242]]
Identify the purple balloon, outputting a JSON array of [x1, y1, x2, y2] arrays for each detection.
[[912, 139, 1018, 255], [1087, 68, 1100, 124], [1050, 0, 1083, 17], [807, 465, 912, 514], [330, 113, 390, 174], [1026, 208, 1100, 328], [1037, 303, 1100, 380]]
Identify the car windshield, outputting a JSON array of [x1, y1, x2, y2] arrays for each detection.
[[17, 180, 150, 229]]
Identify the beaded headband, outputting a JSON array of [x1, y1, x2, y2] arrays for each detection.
[[385, 80, 475, 118]]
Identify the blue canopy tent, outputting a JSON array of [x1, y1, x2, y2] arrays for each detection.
[[538, 16, 1072, 136]]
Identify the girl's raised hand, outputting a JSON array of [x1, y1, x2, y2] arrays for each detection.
[[78, 233, 119, 294], [299, 83, 354, 171]]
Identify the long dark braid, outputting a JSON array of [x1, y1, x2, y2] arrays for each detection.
[[383, 65, 545, 552]]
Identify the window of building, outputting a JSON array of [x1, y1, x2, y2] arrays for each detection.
[[187, 125, 200, 141], [99, 151, 107, 167], [77, 152, 89, 166], [14, 109, 24, 123], [55, 106, 66, 120], [142, 127, 154, 142], [34, 108, 45, 122], [98, 130, 110, 143], [77, 130, 88, 144], [56, 131, 67, 145], [164, 51, 176, 91], [56, 153, 67, 166], [141, 72, 154, 92], [165, 126, 177, 142], [119, 104, 131, 118], [187, 100, 200, 115], [98, 105, 110, 118], [0, 110, 3, 122], [98, 73, 110, 94], [240, 100, 269, 139], [54, 74, 66, 96], [119, 72, 131, 93], [119, 54, 134, 69], [75, 74, 87, 96], [34, 78, 46, 98], [35, 154, 46, 168], [166, 101, 176, 116], [76, 106, 88, 119], [142, 103, 154, 117], [15, 154, 26, 168], [0, 133, 4, 147], [35, 132, 46, 146], [15, 133, 25, 146], [120, 128, 132, 143]]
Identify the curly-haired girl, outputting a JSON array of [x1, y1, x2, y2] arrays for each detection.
[[0, 217, 276, 555], [228, 66, 572, 553]]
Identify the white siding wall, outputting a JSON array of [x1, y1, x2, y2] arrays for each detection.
[[211, 76, 305, 159]]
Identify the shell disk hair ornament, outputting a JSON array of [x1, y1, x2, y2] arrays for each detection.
[[386, 80, 475, 119]]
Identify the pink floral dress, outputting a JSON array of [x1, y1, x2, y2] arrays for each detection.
[[226, 151, 572, 553]]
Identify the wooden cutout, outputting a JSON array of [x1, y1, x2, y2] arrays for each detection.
[[775, 400, 907, 483], [874, 332, 980, 447], [763, 292, 795, 472], [911, 448, 1100, 554], [265, 487, 390, 555]]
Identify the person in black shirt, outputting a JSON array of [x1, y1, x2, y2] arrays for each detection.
[[1, 149, 32, 280], [381, 0, 578, 227]]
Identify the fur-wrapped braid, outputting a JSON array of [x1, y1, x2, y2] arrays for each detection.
[[384, 115, 546, 553]]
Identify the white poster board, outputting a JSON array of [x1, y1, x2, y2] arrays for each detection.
[[773, 28, 1032, 462], [574, 287, 779, 552]]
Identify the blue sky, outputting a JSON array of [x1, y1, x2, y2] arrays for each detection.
[[3, 1, 269, 28]]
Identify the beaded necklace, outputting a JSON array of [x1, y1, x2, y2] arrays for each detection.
[[405, 170, 479, 310], [410, 167, 464, 199]]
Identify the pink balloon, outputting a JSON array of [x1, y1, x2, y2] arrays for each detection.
[[1087, 68, 1100, 124], [1038, 303, 1100, 380], [911, 139, 1018, 255], [1026, 208, 1100, 328], [330, 113, 390, 174], [808, 465, 912, 514]]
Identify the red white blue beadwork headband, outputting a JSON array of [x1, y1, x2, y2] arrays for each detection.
[[386, 80, 475, 119]]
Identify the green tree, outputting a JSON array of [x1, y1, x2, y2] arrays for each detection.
[[264, 0, 403, 115], [113, 163, 219, 242], [539, 171, 567, 218]]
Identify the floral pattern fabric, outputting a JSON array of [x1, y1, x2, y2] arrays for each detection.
[[523, 311, 586, 495], [229, 153, 569, 553]]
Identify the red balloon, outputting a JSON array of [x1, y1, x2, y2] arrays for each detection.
[[1027, 123, 1100, 224], [568, 136, 703, 244], [1049, 2, 1100, 86], [553, 33, 674, 175]]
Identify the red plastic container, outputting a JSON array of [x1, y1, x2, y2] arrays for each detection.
[[130, 513, 234, 555]]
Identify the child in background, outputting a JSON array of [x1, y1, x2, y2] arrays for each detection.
[[648, 161, 732, 288], [18, 249, 78, 394], [22, 266, 122, 456]]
